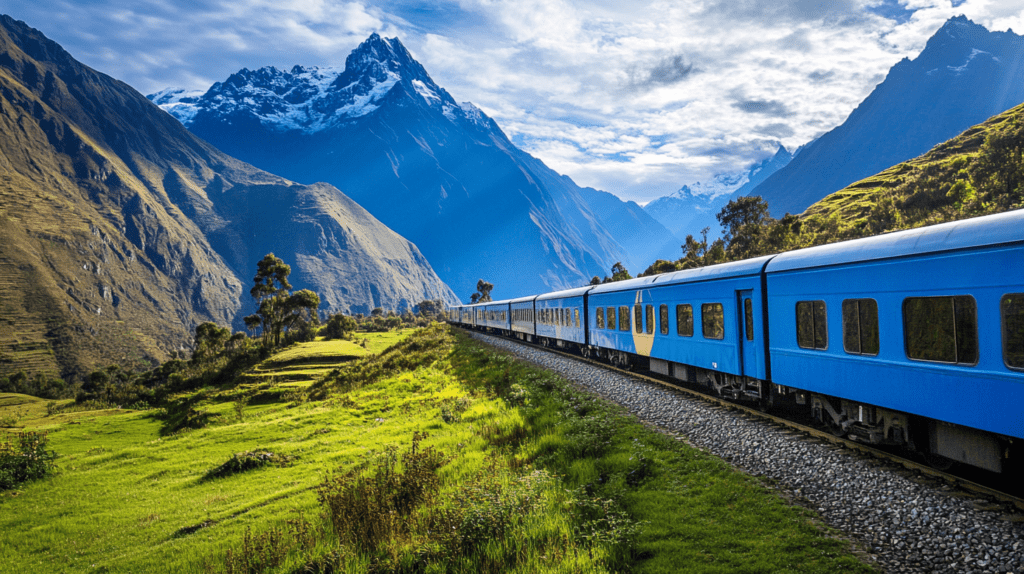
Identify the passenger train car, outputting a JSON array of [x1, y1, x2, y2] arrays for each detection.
[[449, 210, 1024, 474]]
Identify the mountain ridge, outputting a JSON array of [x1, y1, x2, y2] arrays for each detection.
[[151, 34, 678, 298], [744, 15, 1024, 217], [0, 15, 456, 380]]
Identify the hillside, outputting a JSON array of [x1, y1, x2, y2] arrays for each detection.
[[799, 101, 1024, 238], [745, 16, 1024, 217], [153, 34, 679, 298], [0, 15, 456, 381]]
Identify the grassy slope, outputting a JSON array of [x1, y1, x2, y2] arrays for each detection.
[[798, 101, 1024, 237], [0, 327, 875, 573]]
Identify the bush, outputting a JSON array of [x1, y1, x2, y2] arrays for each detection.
[[0, 432, 58, 491], [204, 450, 294, 480]]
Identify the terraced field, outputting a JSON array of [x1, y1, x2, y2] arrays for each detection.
[[238, 331, 415, 387]]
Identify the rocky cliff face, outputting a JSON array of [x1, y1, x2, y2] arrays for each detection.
[[154, 34, 678, 298], [746, 16, 1024, 216], [0, 16, 456, 380]]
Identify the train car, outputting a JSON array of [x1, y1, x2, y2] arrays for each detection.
[[765, 209, 1024, 472], [475, 300, 512, 333], [586, 257, 774, 401], [510, 295, 538, 341], [534, 287, 591, 348]]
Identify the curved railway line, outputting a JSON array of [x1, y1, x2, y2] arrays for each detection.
[[460, 327, 1024, 574], [480, 326, 1024, 510]]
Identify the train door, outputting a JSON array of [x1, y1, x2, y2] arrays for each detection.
[[737, 289, 757, 377]]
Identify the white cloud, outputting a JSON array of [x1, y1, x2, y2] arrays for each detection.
[[6, 0, 1024, 202]]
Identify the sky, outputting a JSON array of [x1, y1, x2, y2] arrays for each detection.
[[5, 0, 1024, 204]]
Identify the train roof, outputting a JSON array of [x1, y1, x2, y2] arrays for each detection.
[[766, 208, 1024, 273], [535, 286, 594, 301], [509, 295, 539, 304], [588, 255, 775, 295]]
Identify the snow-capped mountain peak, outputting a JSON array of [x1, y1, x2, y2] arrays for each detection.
[[671, 172, 749, 200], [148, 33, 466, 134]]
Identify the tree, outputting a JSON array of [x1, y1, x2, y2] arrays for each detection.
[[680, 227, 727, 269], [243, 253, 320, 346], [475, 279, 494, 303], [609, 262, 632, 282], [415, 299, 443, 318], [640, 259, 680, 277], [590, 276, 601, 285], [470, 293, 480, 304], [192, 322, 230, 362], [716, 196, 774, 260], [323, 313, 358, 340]]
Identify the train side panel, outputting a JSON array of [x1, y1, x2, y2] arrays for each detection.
[[588, 273, 768, 380], [767, 243, 1024, 441], [535, 295, 586, 344]]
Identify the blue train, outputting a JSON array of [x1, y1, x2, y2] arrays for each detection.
[[449, 209, 1024, 474]]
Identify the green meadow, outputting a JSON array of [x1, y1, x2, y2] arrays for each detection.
[[0, 326, 876, 573]]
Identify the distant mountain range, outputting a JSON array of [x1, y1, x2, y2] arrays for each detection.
[[743, 15, 1024, 217], [644, 145, 795, 239], [0, 15, 456, 379], [150, 34, 679, 298]]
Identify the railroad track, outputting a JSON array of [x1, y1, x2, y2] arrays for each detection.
[[465, 328, 1024, 514]]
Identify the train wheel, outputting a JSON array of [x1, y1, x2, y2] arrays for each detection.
[[581, 346, 591, 359]]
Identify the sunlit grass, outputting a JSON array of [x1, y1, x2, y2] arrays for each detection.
[[0, 326, 877, 573]]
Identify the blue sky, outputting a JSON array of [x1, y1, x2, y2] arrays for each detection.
[[5, 0, 1024, 203]]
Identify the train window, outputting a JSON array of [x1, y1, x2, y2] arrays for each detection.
[[701, 303, 724, 340], [645, 305, 654, 334], [1003, 294, 1024, 370], [607, 307, 616, 330], [903, 296, 977, 364], [659, 305, 669, 335], [676, 305, 693, 337], [842, 299, 879, 355], [575, 309, 580, 328], [619, 306, 631, 331], [796, 301, 828, 350], [744, 298, 754, 342], [634, 305, 642, 333], [596, 307, 605, 329]]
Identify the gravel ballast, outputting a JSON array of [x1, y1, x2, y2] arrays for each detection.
[[468, 331, 1024, 574]]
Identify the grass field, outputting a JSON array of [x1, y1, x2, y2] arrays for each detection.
[[0, 326, 876, 573]]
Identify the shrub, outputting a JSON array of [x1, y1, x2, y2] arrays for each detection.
[[316, 432, 449, 553], [204, 450, 294, 480], [0, 432, 58, 491]]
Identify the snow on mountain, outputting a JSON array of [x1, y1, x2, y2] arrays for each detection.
[[148, 33, 492, 137], [150, 33, 679, 298], [148, 87, 205, 124]]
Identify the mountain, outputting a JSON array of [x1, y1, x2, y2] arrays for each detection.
[[0, 15, 456, 380], [151, 34, 678, 298], [745, 16, 1024, 217], [645, 145, 794, 238], [800, 100, 1024, 235]]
